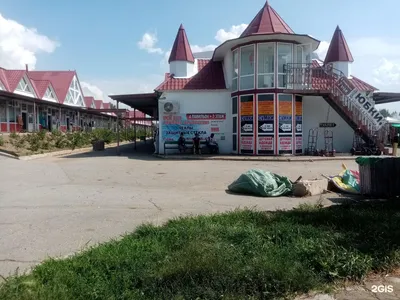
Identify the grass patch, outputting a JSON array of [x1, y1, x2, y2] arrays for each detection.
[[1, 201, 400, 299]]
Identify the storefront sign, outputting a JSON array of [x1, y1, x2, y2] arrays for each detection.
[[240, 101, 253, 116], [258, 136, 274, 152], [319, 122, 336, 128], [240, 136, 254, 151], [258, 99, 274, 134], [279, 136, 292, 151], [241, 99, 254, 134], [279, 101, 293, 134], [162, 113, 226, 141], [336, 77, 385, 129], [296, 136, 302, 150], [295, 98, 303, 134]]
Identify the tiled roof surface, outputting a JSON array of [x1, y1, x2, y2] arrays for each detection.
[[103, 102, 111, 109], [3, 70, 25, 92], [0, 68, 10, 91], [94, 100, 103, 109], [155, 59, 226, 91], [168, 24, 195, 63], [28, 71, 75, 104], [30, 79, 50, 98], [324, 26, 354, 64], [240, 1, 294, 38], [84, 96, 95, 108]]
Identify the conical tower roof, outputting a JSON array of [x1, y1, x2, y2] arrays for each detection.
[[324, 26, 354, 64], [168, 24, 195, 63], [240, 1, 294, 38]]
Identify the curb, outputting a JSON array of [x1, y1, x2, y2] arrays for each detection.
[[15, 141, 133, 161], [155, 154, 357, 162]]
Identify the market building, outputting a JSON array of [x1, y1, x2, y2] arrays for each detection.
[[111, 1, 395, 156], [0, 67, 152, 133]]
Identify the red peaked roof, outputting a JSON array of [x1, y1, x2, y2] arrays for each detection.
[[240, 1, 294, 37], [30, 79, 51, 99], [103, 102, 110, 109], [84, 96, 95, 108], [94, 100, 103, 109], [28, 71, 75, 104], [324, 26, 354, 64], [168, 24, 195, 63], [3, 70, 26, 92], [156, 59, 226, 91], [0, 68, 11, 91]]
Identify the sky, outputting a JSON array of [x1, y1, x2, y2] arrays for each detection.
[[1, 0, 400, 112]]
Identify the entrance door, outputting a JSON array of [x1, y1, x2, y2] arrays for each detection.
[[66, 117, 70, 131], [47, 115, 52, 131], [21, 112, 28, 131]]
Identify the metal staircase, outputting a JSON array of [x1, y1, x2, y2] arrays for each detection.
[[287, 63, 388, 151]]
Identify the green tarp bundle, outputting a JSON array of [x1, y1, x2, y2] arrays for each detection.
[[355, 156, 385, 166], [228, 169, 292, 197]]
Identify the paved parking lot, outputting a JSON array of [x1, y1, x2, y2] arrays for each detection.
[[0, 143, 357, 277]]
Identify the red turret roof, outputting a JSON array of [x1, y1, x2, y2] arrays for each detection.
[[168, 24, 195, 63], [324, 26, 354, 64], [240, 0, 294, 38]]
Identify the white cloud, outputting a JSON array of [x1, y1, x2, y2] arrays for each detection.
[[191, 44, 217, 53], [314, 41, 330, 61], [373, 58, 400, 86], [137, 32, 163, 54], [0, 13, 59, 69], [81, 75, 164, 105], [215, 24, 248, 43]]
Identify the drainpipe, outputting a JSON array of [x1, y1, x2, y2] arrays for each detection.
[[33, 101, 37, 131]]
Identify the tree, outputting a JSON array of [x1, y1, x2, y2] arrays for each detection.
[[379, 109, 391, 118]]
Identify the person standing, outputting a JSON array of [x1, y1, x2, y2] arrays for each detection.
[[177, 132, 186, 153], [193, 133, 201, 154]]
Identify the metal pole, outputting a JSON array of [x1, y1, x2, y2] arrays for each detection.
[[117, 101, 120, 155], [33, 101, 37, 132], [134, 109, 137, 150]]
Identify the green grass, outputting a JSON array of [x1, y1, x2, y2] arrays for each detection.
[[1, 201, 400, 300]]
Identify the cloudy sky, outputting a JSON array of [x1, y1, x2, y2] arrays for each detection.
[[1, 0, 400, 111]]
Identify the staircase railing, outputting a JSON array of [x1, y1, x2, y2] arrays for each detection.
[[286, 63, 388, 148]]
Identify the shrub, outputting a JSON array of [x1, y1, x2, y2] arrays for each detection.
[[10, 134, 25, 149], [0, 135, 4, 146], [9, 132, 18, 139]]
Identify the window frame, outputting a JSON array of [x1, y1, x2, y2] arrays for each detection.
[[257, 43, 276, 89], [277, 43, 293, 89], [239, 44, 255, 91]]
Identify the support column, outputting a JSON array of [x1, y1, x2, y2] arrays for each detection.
[[134, 109, 137, 150], [117, 101, 120, 155], [6, 100, 9, 132], [33, 102, 37, 131]]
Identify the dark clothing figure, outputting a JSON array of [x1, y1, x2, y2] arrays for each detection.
[[178, 135, 186, 153], [193, 135, 201, 154]]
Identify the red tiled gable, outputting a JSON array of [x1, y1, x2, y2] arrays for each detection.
[[0, 68, 10, 91], [29, 79, 51, 99], [156, 59, 226, 91], [240, 1, 294, 38], [3, 70, 26, 92], [103, 103, 111, 109], [324, 26, 354, 64], [311, 59, 376, 92], [168, 24, 195, 63], [94, 100, 103, 109], [28, 71, 75, 104], [84, 96, 95, 108]]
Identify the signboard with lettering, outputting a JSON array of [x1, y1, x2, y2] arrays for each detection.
[[336, 77, 385, 129], [295, 96, 302, 134], [319, 122, 337, 128], [295, 136, 302, 154], [279, 136, 292, 152], [279, 97, 293, 134], [258, 95, 274, 134], [240, 136, 254, 153], [257, 136, 274, 154], [240, 96, 254, 134], [161, 113, 226, 141]]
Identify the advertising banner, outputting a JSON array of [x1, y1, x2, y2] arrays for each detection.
[[240, 136, 254, 152], [295, 97, 303, 134], [258, 136, 274, 153], [295, 136, 302, 153], [279, 100, 292, 134], [336, 77, 385, 129], [241, 97, 254, 134], [162, 113, 226, 141], [258, 97, 274, 134], [279, 136, 292, 152]]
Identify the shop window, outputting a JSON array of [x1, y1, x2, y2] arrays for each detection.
[[277, 43, 293, 88], [8, 105, 16, 123], [233, 116, 237, 134], [232, 50, 238, 91], [240, 45, 255, 90], [232, 96, 238, 114], [257, 43, 275, 88], [232, 135, 237, 151], [0, 103, 6, 122]]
